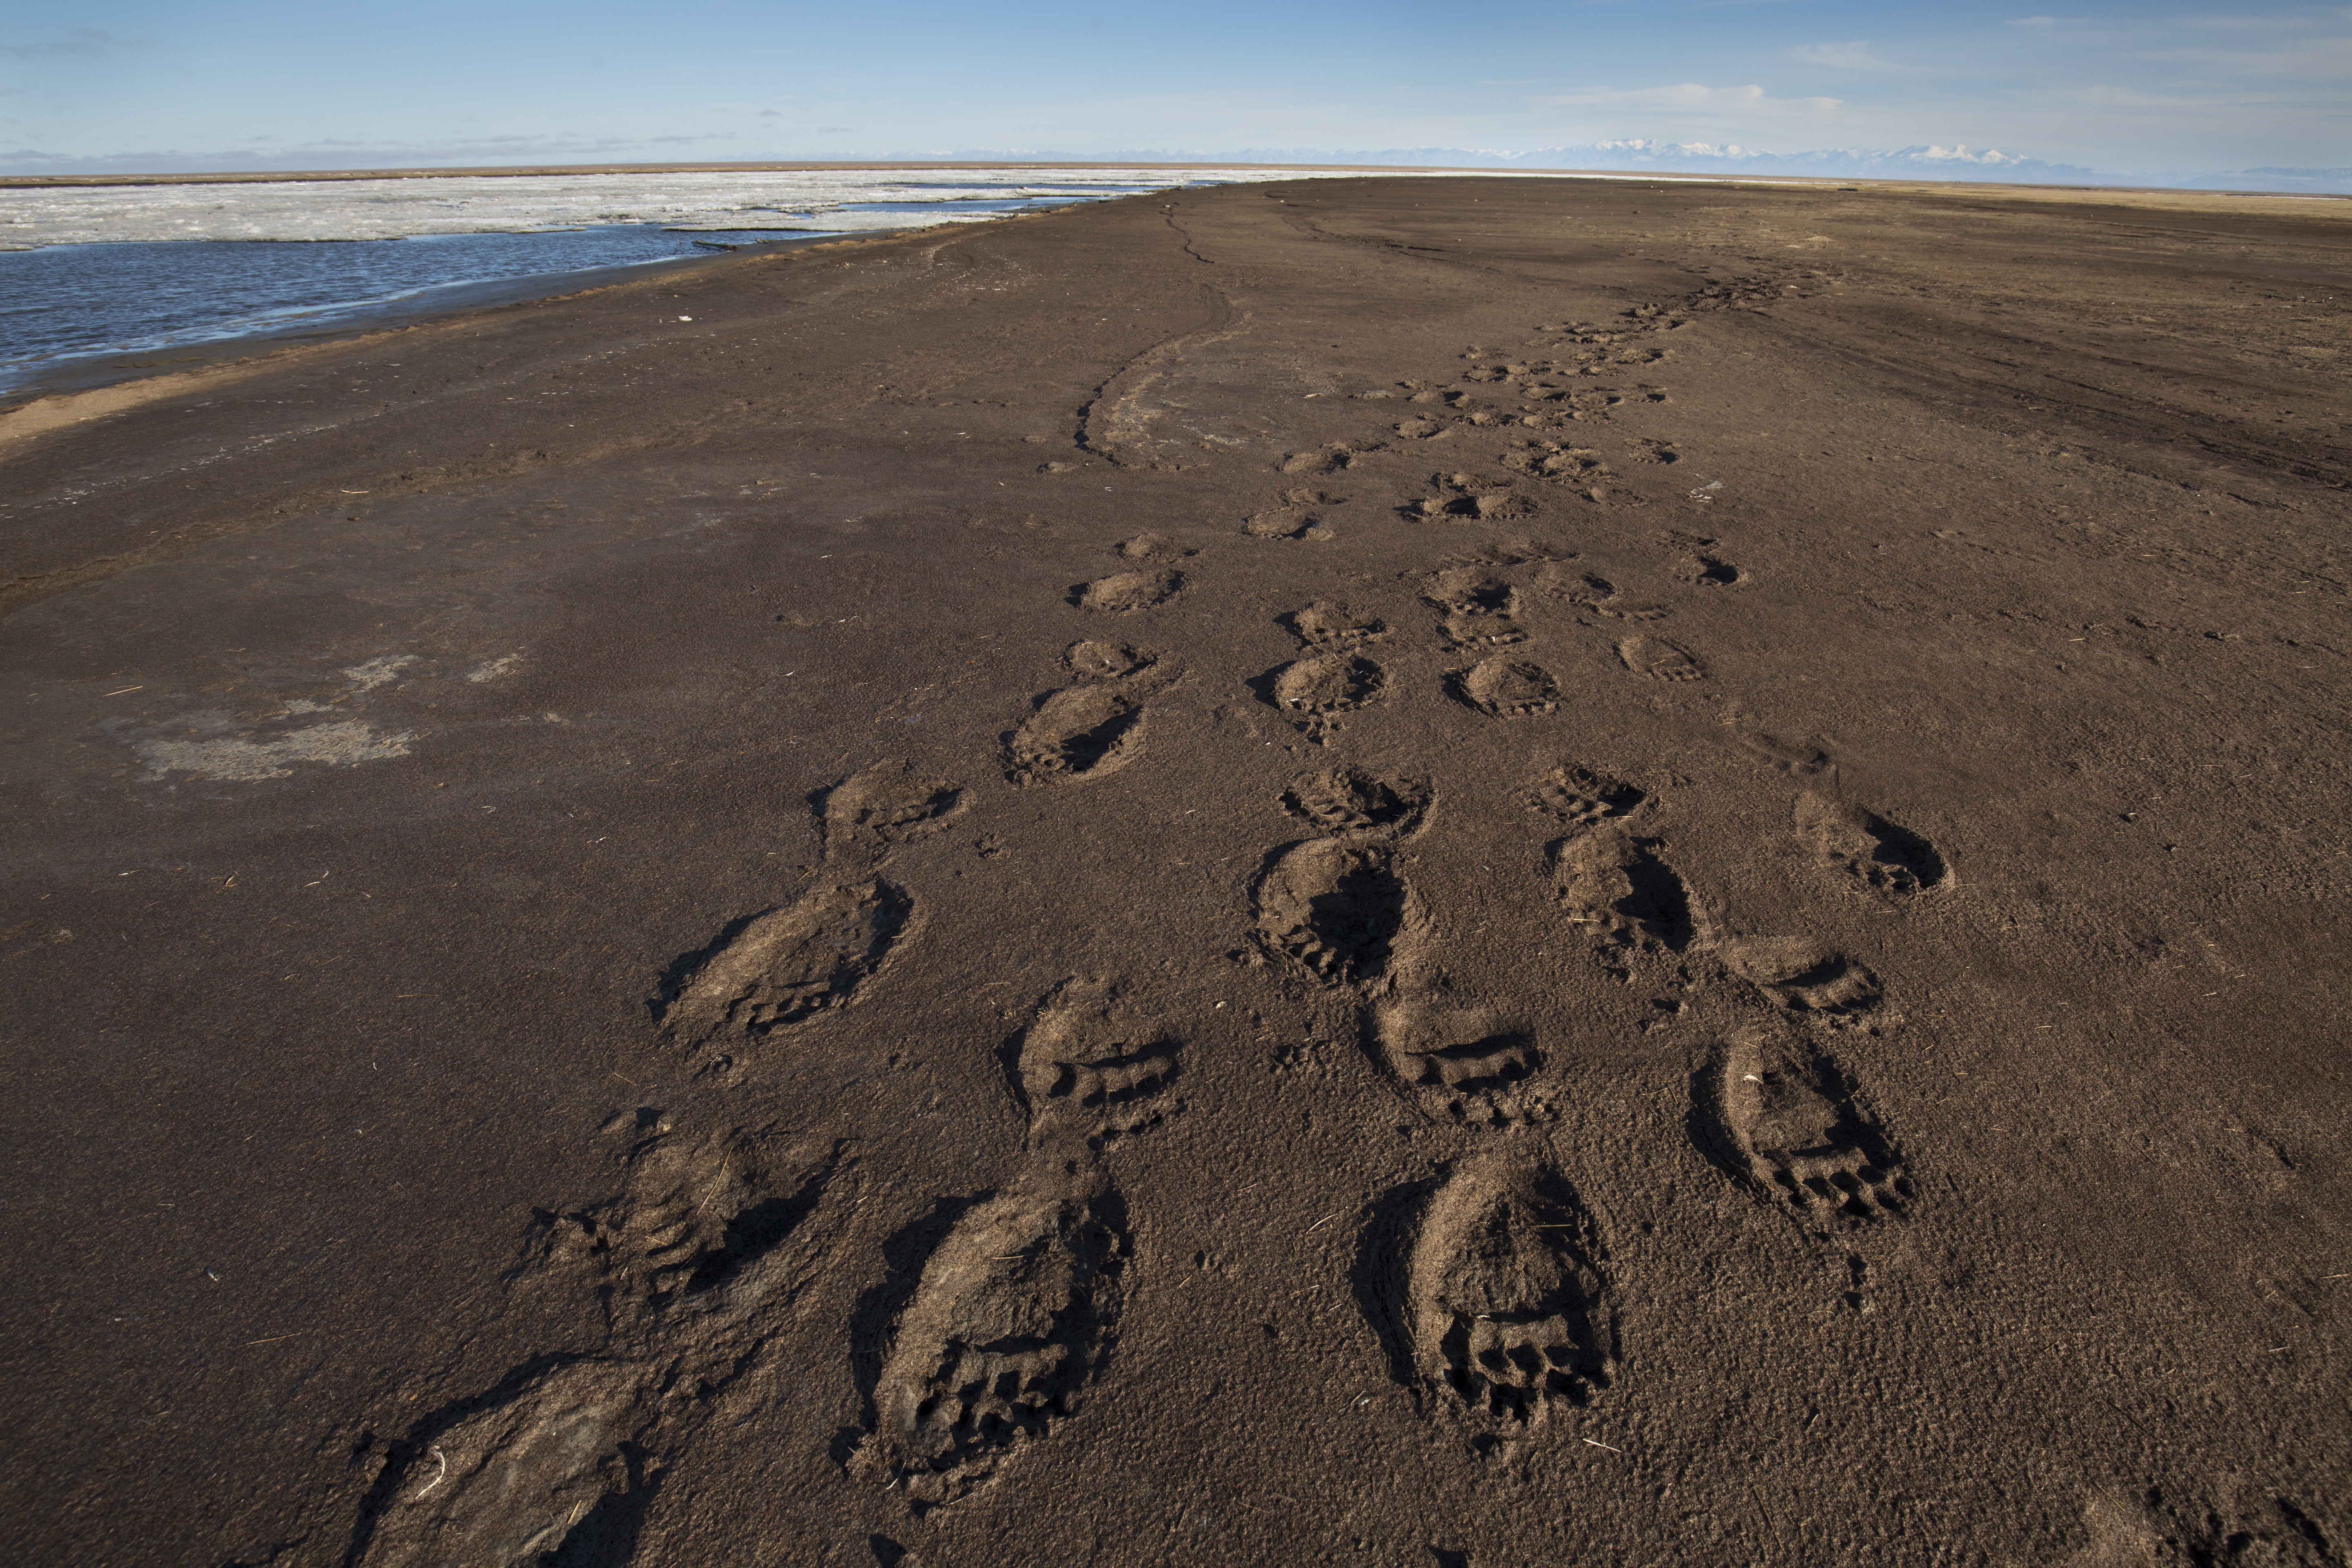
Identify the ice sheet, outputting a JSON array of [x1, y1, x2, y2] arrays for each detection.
[[0, 167, 1365, 249]]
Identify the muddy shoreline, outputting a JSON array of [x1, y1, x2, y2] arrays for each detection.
[[1, 176, 2345, 1566]]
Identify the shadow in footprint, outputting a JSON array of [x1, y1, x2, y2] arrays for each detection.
[[833, 1194, 991, 1466], [1690, 1031, 1910, 1224], [1254, 841, 1418, 984], [1855, 813, 1947, 892], [546, 1445, 660, 1568], [999, 977, 1185, 1149], [1349, 1176, 1447, 1390], [1617, 846, 1697, 951], [655, 881, 917, 1050], [854, 1184, 1130, 1508], [1006, 687, 1146, 786], [1555, 834, 1699, 953], [1412, 1163, 1613, 1422], [1282, 766, 1432, 840], [1527, 764, 1647, 830], [681, 1161, 840, 1298], [1799, 796, 1949, 897], [1365, 1000, 1546, 1124], [343, 1352, 652, 1568]]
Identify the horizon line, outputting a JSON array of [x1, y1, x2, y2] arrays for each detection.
[[4, 159, 2339, 200]]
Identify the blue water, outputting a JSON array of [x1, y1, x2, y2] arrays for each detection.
[[0, 191, 1119, 395]]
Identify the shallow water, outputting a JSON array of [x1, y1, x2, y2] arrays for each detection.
[[0, 224, 786, 391], [0, 169, 1298, 394], [0, 193, 1152, 392]]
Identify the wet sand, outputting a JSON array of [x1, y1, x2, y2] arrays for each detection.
[[1, 175, 2347, 1566]]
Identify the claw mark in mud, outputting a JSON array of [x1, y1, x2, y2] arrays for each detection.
[[1404, 492, 1538, 523], [1536, 567, 1667, 622], [1505, 441, 1614, 486], [1116, 533, 1193, 564], [529, 1121, 846, 1316], [1266, 652, 1386, 739], [1404, 472, 1539, 523], [1674, 551, 1744, 586], [1430, 561, 1524, 611], [1424, 567, 1520, 617], [1254, 839, 1421, 986], [1740, 732, 1837, 780], [1247, 487, 1346, 540], [1007, 686, 1145, 786], [1424, 566, 1525, 646], [1071, 570, 1183, 613], [1456, 658, 1560, 717], [1281, 440, 1385, 475], [1440, 614, 1525, 649], [816, 762, 967, 861], [352, 1356, 664, 1568], [1355, 316, 1684, 451], [1244, 507, 1332, 541], [1076, 284, 1249, 468], [1694, 1028, 1911, 1223], [1525, 764, 1647, 832], [1062, 640, 1162, 682], [2141, 1484, 2343, 1568], [1395, 1164, 1614, 1421], [1721, 938, 1884, 1021], [855, 1184, 1128, 1507], [1552, 833, 1701, 954], [1282, 766, 1431, 840], [1373, 998, 1551, 1126], [1796, 795, 1950, 898], [356, 1129, 849, 1566], [1003, 978, 1183, 1148], [1617, 635, 1706, 682], [1281, 601, 1387, 648], [660, 881, 916, 1057]]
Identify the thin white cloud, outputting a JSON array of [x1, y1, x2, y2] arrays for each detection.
[[0, 131, 737, 175], [2071, 83, 2258, 109], [1536, 83, 1843, 117], [2141, 36, 2352, 79], [1790, 41, 1898, 69], [0, 27, 144, 59], [2183, 7, 2351, 29]]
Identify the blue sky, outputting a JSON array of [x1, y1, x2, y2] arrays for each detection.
[[2, 1, 2344, 176]]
